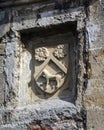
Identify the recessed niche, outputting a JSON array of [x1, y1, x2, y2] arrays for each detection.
[[20, 22, 78, 104]]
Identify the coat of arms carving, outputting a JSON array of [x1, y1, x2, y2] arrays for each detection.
[[34, 44, 69, 94]]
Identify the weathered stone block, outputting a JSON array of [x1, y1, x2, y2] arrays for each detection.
[[89, 48, 104, 79], [85, 78, 104, 107], [0, 44, 5, 55], [87, 109, 104, 130], [0, 56, 4, 72], [0, 73, 4, 106]]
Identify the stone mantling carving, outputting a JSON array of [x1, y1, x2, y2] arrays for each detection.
[[34, 44, 68, 94]]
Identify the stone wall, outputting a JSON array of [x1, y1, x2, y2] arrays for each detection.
[[85, 0, 104, 130], [0, 0, 104, 130]]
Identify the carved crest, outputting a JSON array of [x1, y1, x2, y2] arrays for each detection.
[[34, 44, 69, 94]]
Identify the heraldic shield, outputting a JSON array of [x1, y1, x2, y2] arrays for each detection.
[[34, 44, 69, 94]]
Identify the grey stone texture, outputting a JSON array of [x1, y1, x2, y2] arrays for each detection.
[[0, 0, 104, 130], [0, 43, 5, 106], [84, 1, 104, 130]]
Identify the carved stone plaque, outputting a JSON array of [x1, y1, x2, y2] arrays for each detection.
[[34, 44, 69, 94]]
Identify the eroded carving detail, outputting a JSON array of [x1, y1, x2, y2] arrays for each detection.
[[34, 44, 68, 94], [42, 69, 64, 90], [53, 44, 66, 59], [35, 47, 49, 62]]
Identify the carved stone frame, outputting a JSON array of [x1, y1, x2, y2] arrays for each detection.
[[2, 6, 86, 127]]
